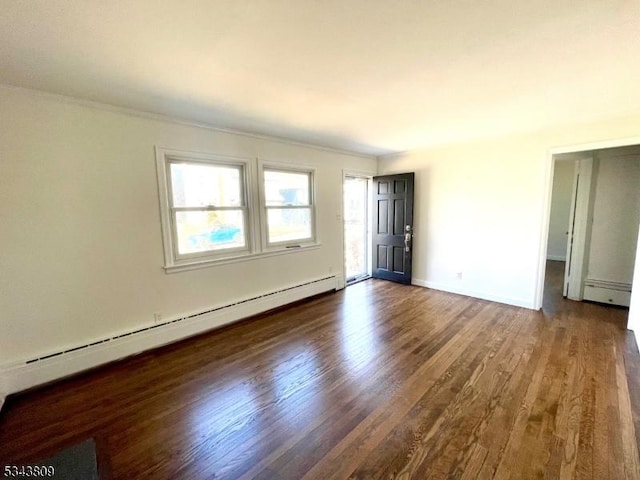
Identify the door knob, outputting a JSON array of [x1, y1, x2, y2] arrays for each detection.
[[404, 226, 412, 252]]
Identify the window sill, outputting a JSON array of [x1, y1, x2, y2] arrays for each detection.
[[163, 243, 322, 273]]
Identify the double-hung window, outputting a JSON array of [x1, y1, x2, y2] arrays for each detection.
[[261, 165, 316, 247], [157, 149, 319, 271], [157, 149, 251, 268]]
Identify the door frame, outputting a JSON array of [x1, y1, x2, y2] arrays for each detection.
[[341, 169, 374, 289], [536, 136, 640, 325]]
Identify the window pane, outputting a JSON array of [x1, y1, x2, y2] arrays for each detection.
[[267, 208, 312, 243], [170, 163, 242, 207], [264, 170, 310, 206], [175, 210, 245, 254]]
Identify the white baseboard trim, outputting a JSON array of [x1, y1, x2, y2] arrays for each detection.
[[0, 276, 336, 396], [546, 254, 567, 262], [411, 278, 536, 310]]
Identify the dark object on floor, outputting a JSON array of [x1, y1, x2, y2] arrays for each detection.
[[33, 438, 98, 480]]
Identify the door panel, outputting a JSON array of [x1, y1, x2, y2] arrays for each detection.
[[372, 173, 414, 284], [377, 245, 388, 269], [378, 200, 388, 233], [394, 199, 405, 234]]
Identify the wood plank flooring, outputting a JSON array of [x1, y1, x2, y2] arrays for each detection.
[[1, 265, 639, 479]]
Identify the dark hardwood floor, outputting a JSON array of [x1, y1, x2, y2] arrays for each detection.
[[1, 270, 640, 479]]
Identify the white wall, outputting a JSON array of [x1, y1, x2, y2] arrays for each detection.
[[0, 86, 376, 367], [3, 84, 640, 377], [546, 160, 574, 261], [378, 116, 640, 309], [586, 152, 640, 284]]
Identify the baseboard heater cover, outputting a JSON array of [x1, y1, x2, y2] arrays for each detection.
[[1, 275, 336, 396], [583, 278, 631, 307]]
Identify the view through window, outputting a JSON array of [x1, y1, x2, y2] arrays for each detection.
[[344, 176, 369, 281], [169, 162, 246, 256], [263, 169, 314, 244]]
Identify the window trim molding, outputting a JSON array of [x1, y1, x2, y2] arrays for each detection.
[[156, 149, 322, 272], [155, 147, 257, 269], [257, 159, 319, 251], [163, 243, 322, 273]]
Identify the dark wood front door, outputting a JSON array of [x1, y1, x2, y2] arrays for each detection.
[[372, 173, 414, 284]]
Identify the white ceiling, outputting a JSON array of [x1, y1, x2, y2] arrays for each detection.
[[1, 0, 639, 155]]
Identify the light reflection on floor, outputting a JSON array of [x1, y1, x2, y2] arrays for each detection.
[[187, 346, 325, 464], [340, 282, 379, 375], [188, 379, 259, 464], [271, 345, 322, 429], [183, 282, 383, 472]]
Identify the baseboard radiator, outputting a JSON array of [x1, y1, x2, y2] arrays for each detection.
[[0, 275, 338, 397], [583, 278, 631, 307]]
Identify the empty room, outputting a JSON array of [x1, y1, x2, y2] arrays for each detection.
[[2, 1, 640, 479]]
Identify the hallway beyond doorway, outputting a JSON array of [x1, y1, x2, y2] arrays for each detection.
[[543, 260, 629, 328]]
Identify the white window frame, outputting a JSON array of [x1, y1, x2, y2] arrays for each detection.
[[156, 148, 256, 270], [156, 149, 321, 273], [258, 160, 318, 251]]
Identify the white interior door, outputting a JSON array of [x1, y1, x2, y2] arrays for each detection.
[[563, 155, 597, 300], [563, 160, 579, 297]]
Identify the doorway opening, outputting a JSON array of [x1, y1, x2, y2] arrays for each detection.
[[543, 145, 640, 316], [343, 175, 371, 285], [543, 155, 579, 312]]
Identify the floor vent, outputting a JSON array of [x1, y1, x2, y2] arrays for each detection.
[[23, 276, 334, 366]]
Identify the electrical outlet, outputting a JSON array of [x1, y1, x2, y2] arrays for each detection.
[[456, 272, 463, 280], [153, 312, 162, 323]]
